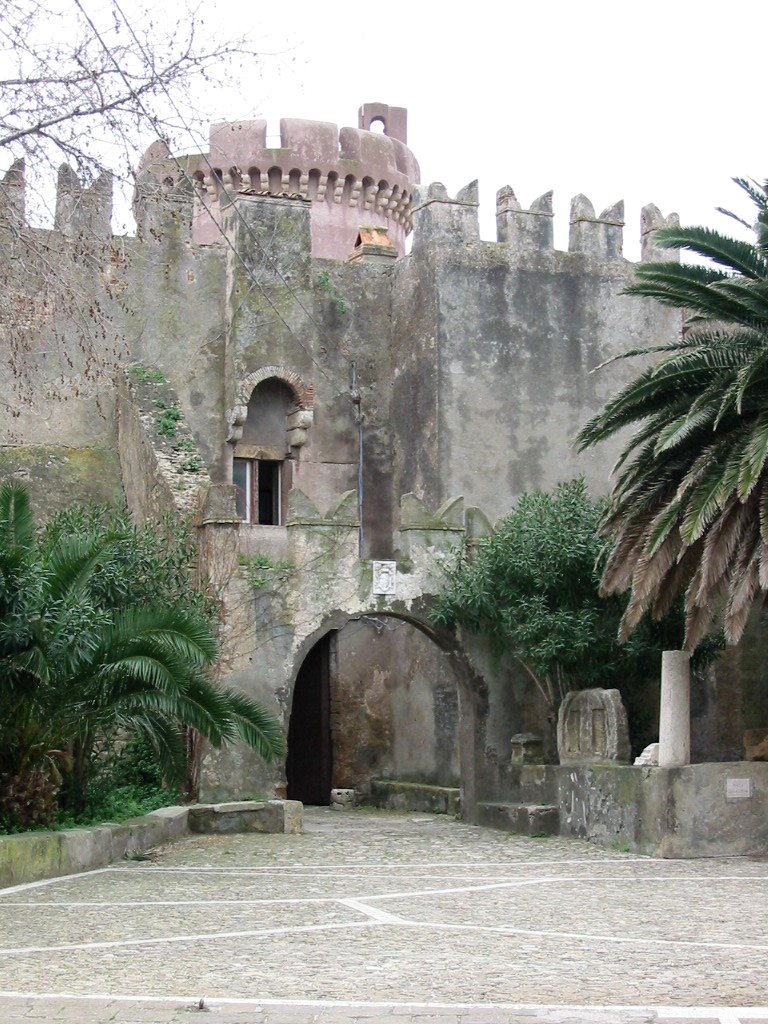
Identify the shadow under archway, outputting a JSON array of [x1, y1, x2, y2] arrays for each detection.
[[286, 632, 333, 805]]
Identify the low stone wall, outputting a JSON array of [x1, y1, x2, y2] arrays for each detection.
[[0, 806, 188, 889], [0, 800, 303, 890], [483, 762, 768, 858], [370, 780, 461, 816], [187, 800, 303, 835]]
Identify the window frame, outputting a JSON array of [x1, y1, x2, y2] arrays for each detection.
[[233, 456, 288, 526]]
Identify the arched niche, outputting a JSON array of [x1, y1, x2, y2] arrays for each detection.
[[286, 613, 467, 806], [226, 365, 314, 446], [228, 369, 314, 526]]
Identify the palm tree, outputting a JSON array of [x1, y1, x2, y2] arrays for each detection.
[[0, 483, 284, 825], [576, 178, 768, 651]]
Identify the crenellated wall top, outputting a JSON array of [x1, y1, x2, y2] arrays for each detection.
[[135, 104, 420, 257]]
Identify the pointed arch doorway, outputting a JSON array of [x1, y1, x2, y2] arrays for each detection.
[[286, 632, 333, 805]]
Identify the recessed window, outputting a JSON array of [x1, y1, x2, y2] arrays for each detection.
[[234, 458, 283, 525]]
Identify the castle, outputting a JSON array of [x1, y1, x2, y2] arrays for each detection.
[[2, 102, 765, 852]]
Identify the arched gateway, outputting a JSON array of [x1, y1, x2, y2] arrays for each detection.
[[286, 611, 476, 807], [195, 484, 491, 819]]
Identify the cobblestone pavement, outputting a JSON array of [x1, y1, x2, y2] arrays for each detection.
[[0, 808, 767, 1024]]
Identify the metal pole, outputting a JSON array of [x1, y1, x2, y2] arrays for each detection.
[[350, 361, 364, 557]]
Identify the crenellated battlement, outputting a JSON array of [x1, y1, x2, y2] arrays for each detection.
[[411, 180, 677, 264], [641, 203, 680, 262], [411, 181, 480, 250], [2, 111, 679, 274], [568, 195, 624, 260], [0, 159, 114, 240], [55, 164, 113, 240], [496, 186, 554, 251], [0, 159, 25, 230], [135, 102, 420, 260]]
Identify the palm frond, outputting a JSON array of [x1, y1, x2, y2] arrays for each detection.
[[219, 689, 286, 762], [579, 175, 768, 647], [0, 482, 35, 552], [737, 417, 768, 500], [651, 225, 768, 278]]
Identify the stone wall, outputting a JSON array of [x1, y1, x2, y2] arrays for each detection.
[[2, 114, 762, 809], [393, 183, 682, 520], [560, 762, 768, 857]]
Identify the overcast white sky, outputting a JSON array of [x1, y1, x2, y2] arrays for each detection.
[[209, 0, 766, 258], [5, 0, 765, 257]]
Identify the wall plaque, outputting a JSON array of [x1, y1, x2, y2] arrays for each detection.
[[726, 777, 753, 800], [372, 560, 397, 596]]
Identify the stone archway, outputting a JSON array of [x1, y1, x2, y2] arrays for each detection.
[[284, 608, 482, 812], [195, 484, 489, 817]]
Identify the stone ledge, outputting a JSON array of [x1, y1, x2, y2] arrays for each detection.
[[477, 801, 560, 837], [0, 806, 189, 890], [187, 799, 303, 835], [370, 780, 460, 816], [0, 800, 304, 890]]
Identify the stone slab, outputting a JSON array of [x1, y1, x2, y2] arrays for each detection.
[[187, 799, 303, 835], [370, 780, 461, 816]]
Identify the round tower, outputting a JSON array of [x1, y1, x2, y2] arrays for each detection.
[[137, 103, 420, 260]]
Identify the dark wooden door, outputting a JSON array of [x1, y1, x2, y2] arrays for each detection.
[[286, 635, 332, 805]]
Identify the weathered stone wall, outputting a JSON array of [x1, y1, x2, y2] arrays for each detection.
[[195, 488, 483, 806], [330, 618, 461, 796], [559, 761, 768, 857], [2, 121, 762, 811], [393, 183, 682, 518]]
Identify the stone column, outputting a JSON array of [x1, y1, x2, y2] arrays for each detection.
[[659, 650, 691, 767]]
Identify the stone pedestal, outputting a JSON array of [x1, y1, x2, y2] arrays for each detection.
[[659, 650, 691, 767]]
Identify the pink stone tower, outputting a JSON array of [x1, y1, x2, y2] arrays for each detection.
[[138, 103, 420, 260]]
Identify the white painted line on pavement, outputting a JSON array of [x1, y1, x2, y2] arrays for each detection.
[[0, 868, 114, 897], [1, 992, 767, 1013], [406, 919, 768, 953], [114, 856, 670, 871], [0, 897, 338, 907], [0, 918, 378, 956], [3, 910, 765, 958], [4, 873, 763, 910], [356, 874, 768, 903], [338, 898, 409, 924]]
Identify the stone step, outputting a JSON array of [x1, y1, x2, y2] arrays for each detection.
[[477, 800, 560, 836], [370, 779, 461, 816]]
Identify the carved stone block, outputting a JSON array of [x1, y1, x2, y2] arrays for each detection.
[[557, 688, 630, 765], [330, 788, 355, 810]]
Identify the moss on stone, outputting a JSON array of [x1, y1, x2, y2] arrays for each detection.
[[0, 446, 122, 519]]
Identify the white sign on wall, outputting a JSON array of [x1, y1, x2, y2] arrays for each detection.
[[725, 777, 753, 800], [372, 560, 397, 596]]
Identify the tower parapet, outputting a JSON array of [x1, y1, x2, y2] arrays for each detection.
[[136, 103, 420, 261]]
